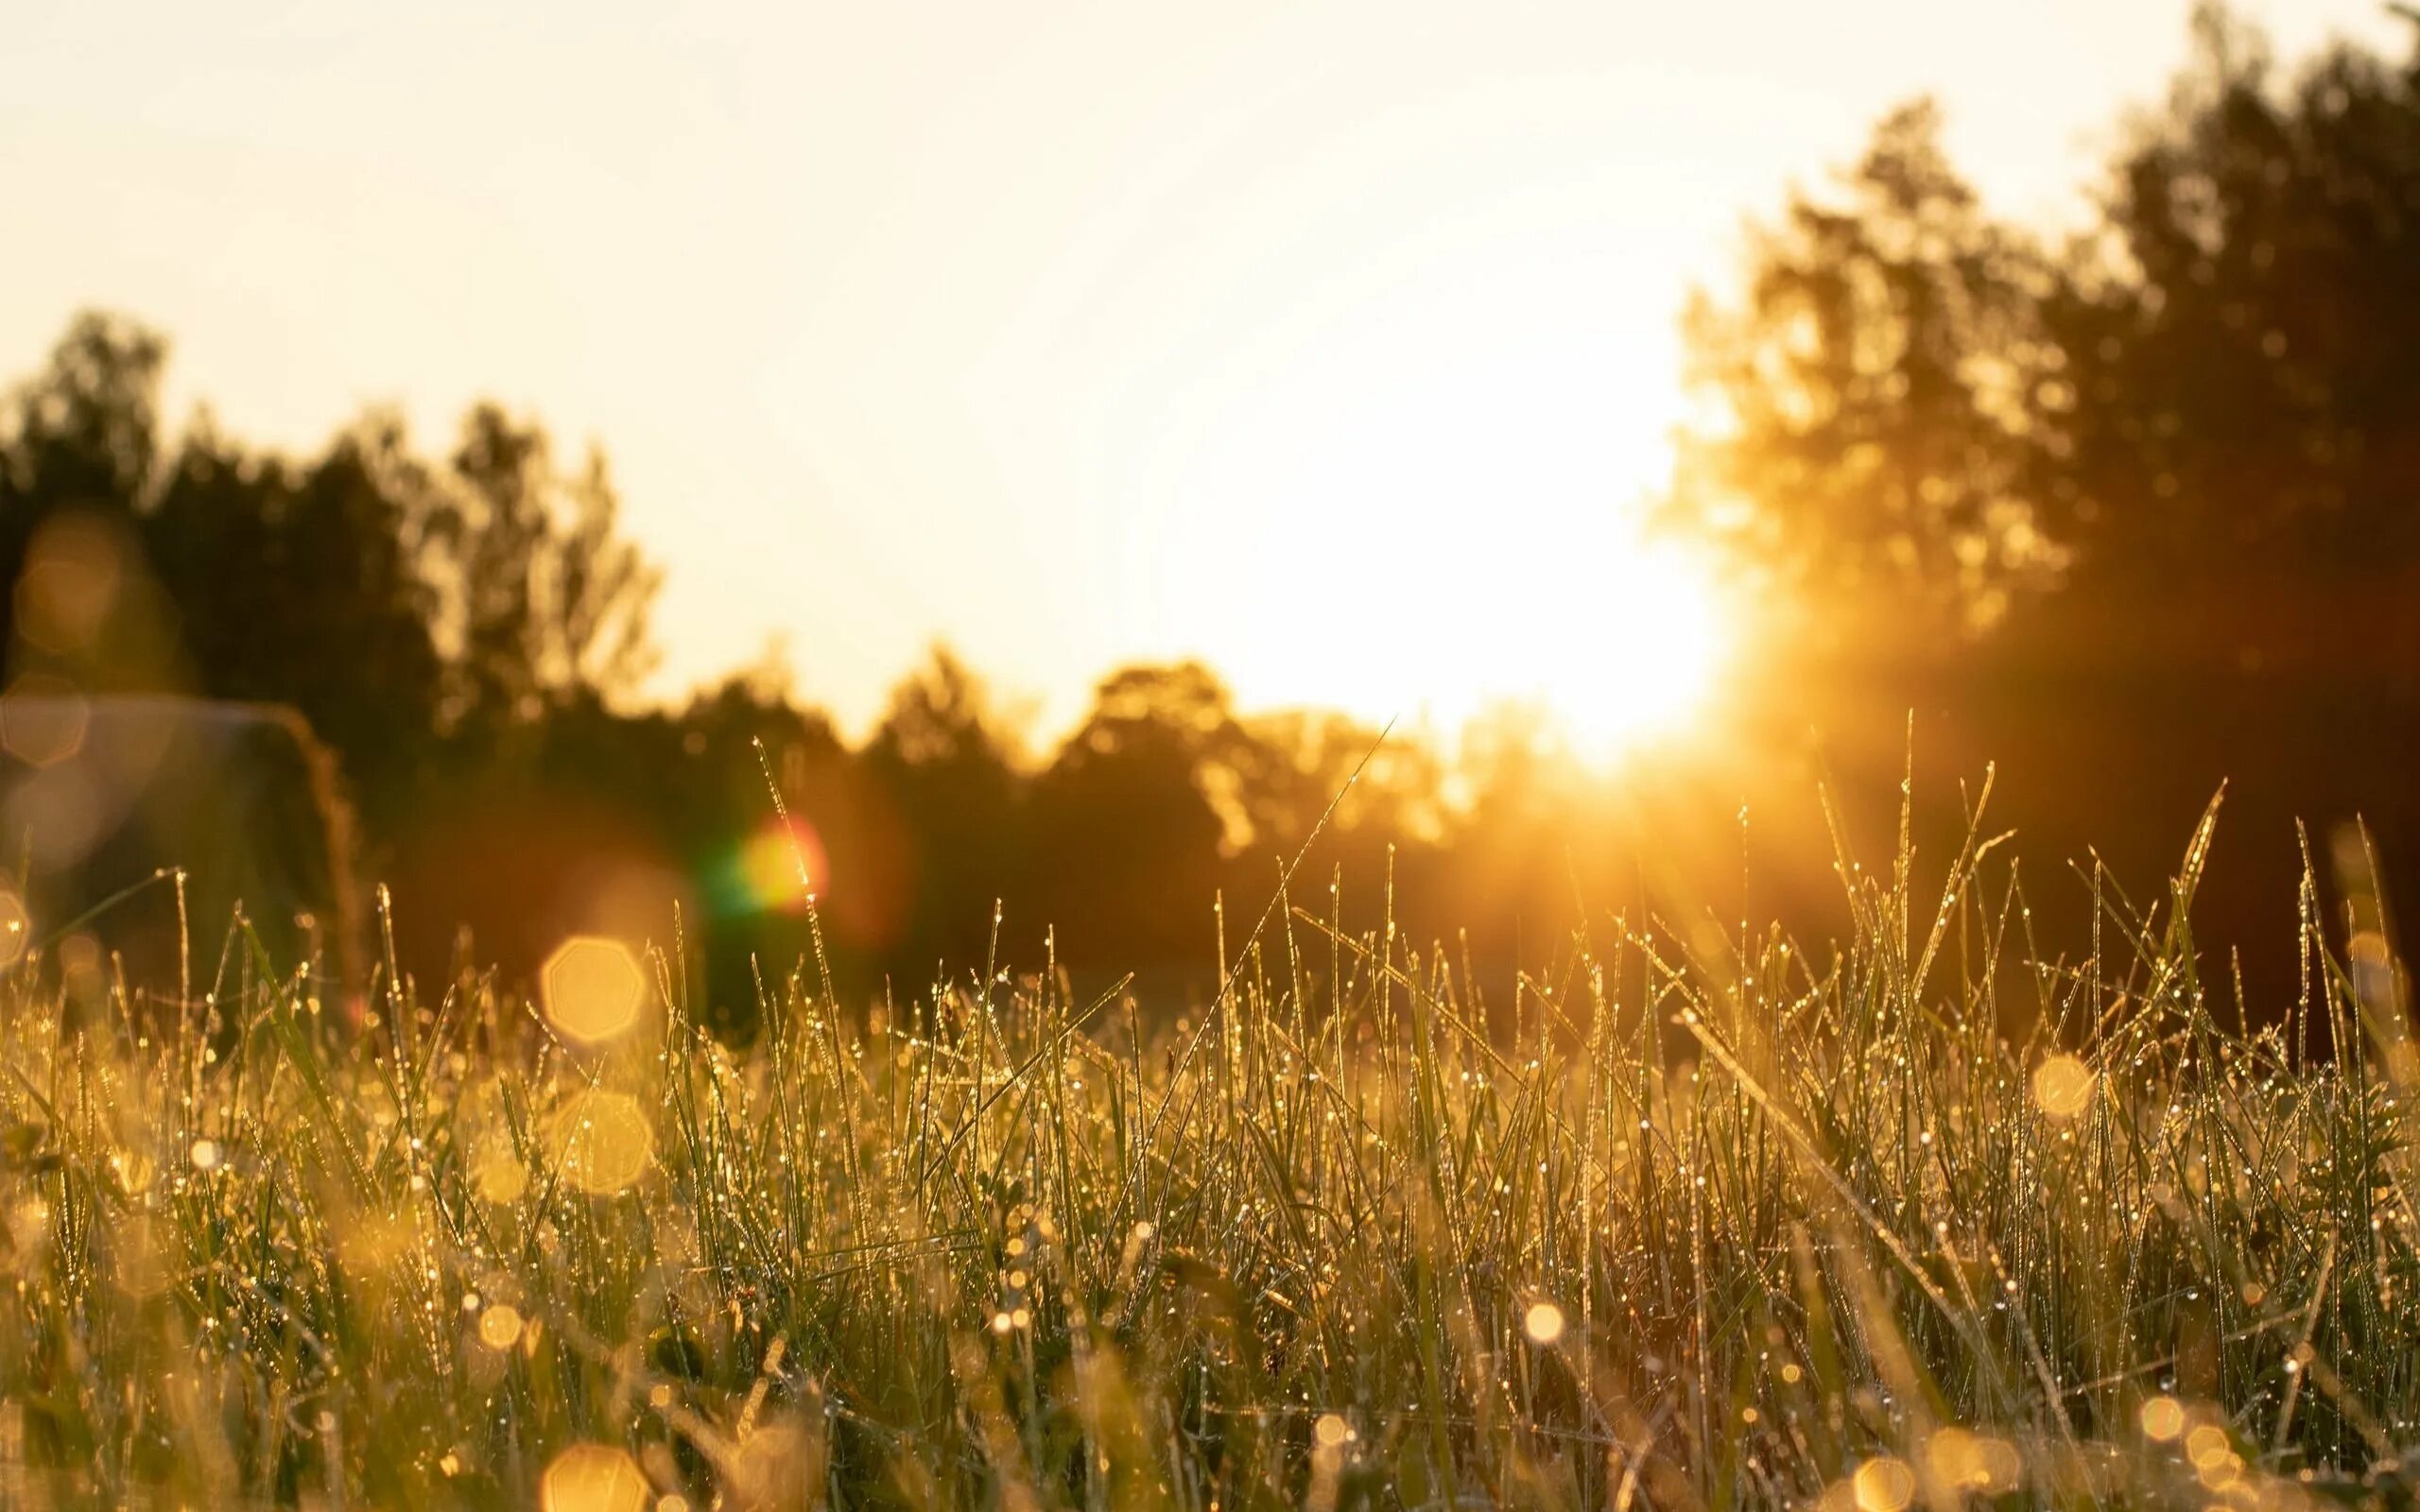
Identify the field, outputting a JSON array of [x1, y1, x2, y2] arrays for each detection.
[[0, 793, 2415, 1510]]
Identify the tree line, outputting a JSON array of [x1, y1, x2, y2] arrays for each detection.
[[6, 6, 2417, 1021]]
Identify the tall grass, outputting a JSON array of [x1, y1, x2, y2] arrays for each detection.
[[0, 780, 2413, 1508]]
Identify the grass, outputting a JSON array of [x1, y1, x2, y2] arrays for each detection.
[[0, 779, 2415, 1509]]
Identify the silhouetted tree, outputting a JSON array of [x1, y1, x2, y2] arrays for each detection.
[[1660, 102, 2066, 638], [423, 404, 662, 734], [1669, 9, 2420, 653], [1657, 8, 2420, 1013], [2038, 8, 2420, 607], [863, 645, 1025, 972], [1028, 662, 1262, 968], [147, 416, 447, 830]]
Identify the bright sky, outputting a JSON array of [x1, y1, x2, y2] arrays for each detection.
[[1, 0, 2397, 748]]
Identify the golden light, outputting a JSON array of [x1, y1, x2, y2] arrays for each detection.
[[473, 1140, 530, 1205], [14, 513, 125, 656], [540, 1443, 650, 1512], [2138, 1395, 2186, 1442], [1522, 1300, 1566, 1346], [0, 890, 27, 969], [1123, 284, 1737, 765], [0, 674, 90, 768], [2031, 1054, 2096, 1120], [728, 817, 827, 917], [476, 1302, 525, 1350], [1850, 1455, 1916, 1512], [542, 936, 648, 1046], [1200, 497, 1733, 765], [548, 1089, 653, 1196], [1924, 1428, 2020, 1494]]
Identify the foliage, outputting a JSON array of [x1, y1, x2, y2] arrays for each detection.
[[0, 787, 2415, 1506], [1664, 102, 2064, 631], [0, 314, 664, 838], [1665, 8, 2420, 641]]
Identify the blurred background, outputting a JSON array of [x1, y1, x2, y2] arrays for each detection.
[[1, 1, 2413, 1027]]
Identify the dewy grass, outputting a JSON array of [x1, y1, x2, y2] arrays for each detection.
[[0, 783, 2414, 1509]]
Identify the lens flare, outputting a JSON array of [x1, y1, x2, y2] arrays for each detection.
[[476, 1302, 525, 1350], [1523, 1300, 1566, 1345], [1851, 1456, 1915, 1512], [0, 674, 90, 768], [719, 817, 828, 917], [541, 1443, 650, 1512], [549, 1089, 653, 1196], [541, 936, 648, 1046], [2031, 1055, 2095, 1120], [0, 891, 28, 969]]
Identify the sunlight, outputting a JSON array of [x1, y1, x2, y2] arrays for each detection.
[[1217, 515, 1733, 766], [1116, 261, 1731, 763], [1519, 539, 1728, 761]]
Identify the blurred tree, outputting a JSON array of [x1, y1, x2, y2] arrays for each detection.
[[1670, 9, 2420, 657], [147, 416, 447, 830], [0, 312, 164, 518], [1658, 8, 2420, 1014], [0, 315, 168, 668], [2037, 8, 2420, 606], [1028, 662, 1263, 966], [1236, 708, 1443, 857], [424, 404, 662, 733], [863, 645, 1025, 971], [0, 316, 666, 860], [1660, 101, 2066, 638]]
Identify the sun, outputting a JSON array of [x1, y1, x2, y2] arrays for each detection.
[[1125, 284, 1730, 763], [1530, 541, 1729, 762], [1199, 506, 1732, 767]]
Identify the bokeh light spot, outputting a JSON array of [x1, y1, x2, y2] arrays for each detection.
[[724, 817, 827, 917], [549, 1089, 653, 1196], [2139, 1395, 2186, 1442], [477, 1302, 525, 1350], [1851, 1455, 1915, 1512], [474, 1141, 530, 1205], [14, 514, 124, 655], [542, 936, 648, 1046], [0, 890, 28, 969], [1924, 1428, 2019, 1493], [2031, 1054, 2095, 1119], [1, 675, 90, 768], [541, 1443, 650, 1512], [1523, 1300, 1565, 1345]]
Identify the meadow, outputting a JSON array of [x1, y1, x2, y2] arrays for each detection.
[[0, 781, 2415, 1510]]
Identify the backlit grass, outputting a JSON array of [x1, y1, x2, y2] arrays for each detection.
[[0, 785, 2414, 1508]]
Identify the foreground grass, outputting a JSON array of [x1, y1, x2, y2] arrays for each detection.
[[0, 794, 2416, 1509]]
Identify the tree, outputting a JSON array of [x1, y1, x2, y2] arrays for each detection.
[[0, 315, 169, 668], [418, 403, 662, 732], [0, 312, 164, 519], [1668, 10, 2420, 655], [1660, 102, 2066, 637], [146, 415, 447, 825], [2038, 8, 2420, 593], [1028, 662, 1264, 965], [863, 646, 1027, 971]]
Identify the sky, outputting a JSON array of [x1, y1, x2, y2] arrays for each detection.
[[1, 0, 2401, 747]]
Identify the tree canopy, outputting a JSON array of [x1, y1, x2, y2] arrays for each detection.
[[1664, 6, 2420, 656]]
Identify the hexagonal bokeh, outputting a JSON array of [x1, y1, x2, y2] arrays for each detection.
[[0, 675, 90, 768], [549, 1089, 653, 1196], [0, 891, 26, 969], [540, 936, 647, 1046], [540, 1443, 649, 1512]]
